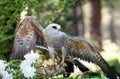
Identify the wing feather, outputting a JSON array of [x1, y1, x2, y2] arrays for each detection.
[[64, 36, 97, 62], [10, 16, 46, 60], [28, 17, 46, 46], [64, 36, 117, 79]]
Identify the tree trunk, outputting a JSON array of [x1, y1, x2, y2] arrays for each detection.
[[66, 2, 84, 37], [109, 3, 116, 43], [90, 0, 102, 50], [76, 4, 85, 37], [66, 7, 78, 36]]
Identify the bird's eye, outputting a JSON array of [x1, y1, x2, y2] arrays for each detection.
[[52, 26, 57, 29]]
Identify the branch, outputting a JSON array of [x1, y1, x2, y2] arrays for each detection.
[[0, 35, 15, 43]]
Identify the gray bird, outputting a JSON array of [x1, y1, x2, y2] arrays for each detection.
[[42, 23, 67, 66], [9, 17, 88, 76], [42, 23, 118, 79]]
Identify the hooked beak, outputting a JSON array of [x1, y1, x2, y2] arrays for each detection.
[[58, 28, 61, 31]]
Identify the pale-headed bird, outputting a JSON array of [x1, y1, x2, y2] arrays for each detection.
[[9, 16, 90, 78], [43, 23, 118, 79]]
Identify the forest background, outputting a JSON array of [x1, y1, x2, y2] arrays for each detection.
[[0, 0, 120, 78]]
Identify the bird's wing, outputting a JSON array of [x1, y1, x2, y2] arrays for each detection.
[[64, 36, 117, 79], [64, 36, 99, 62], [10, 16, 46, 60], [28, 16, 46, 46]]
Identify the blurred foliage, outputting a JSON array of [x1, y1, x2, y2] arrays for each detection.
[[28, 0, 77, 26], [7, 59, 107, 79], [101, 43, 120, 77], [6, 60, 40, 79], [0, 0, 27, 59], [8, 60, 24, 79], [102, 0, 120, 10]]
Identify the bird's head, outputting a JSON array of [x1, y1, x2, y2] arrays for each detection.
[[43, 23, 61, 35]]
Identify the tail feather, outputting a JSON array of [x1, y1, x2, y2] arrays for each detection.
[[94, 52, 118, 79], [97, 59, 118, 79], [68, 49, 118, 79]]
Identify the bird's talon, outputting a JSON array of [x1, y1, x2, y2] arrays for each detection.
[[60, 61, 67, 67], [47, 59, 57, 67]]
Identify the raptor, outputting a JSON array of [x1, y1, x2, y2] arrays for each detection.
[[43, 23, 118, 79]]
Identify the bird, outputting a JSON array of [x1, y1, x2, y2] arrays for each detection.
[[10, 17, 117, 78], [42, 23, 118, 79], [9, 16, 89, 76], [9, 16, 46, 60]]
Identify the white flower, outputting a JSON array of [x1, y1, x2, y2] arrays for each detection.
[[20, 60, 30, 68], [24, 50, 39, 64], [2, 71, 13, 79], [105, 76, 109, 79], [21, 66, 36, 78], [0, 60, 8, 74], [20, 50, 39, 78], [0, 60, 13, 79]]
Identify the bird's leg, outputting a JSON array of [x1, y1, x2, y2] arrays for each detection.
[[48, 47, 57, 66], [60, 47, 67, 67]]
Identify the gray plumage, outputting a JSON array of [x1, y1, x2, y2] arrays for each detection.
[[10, 16, 45, 60], [43, 23, 118, 79], [9, 17, 89, 77]]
